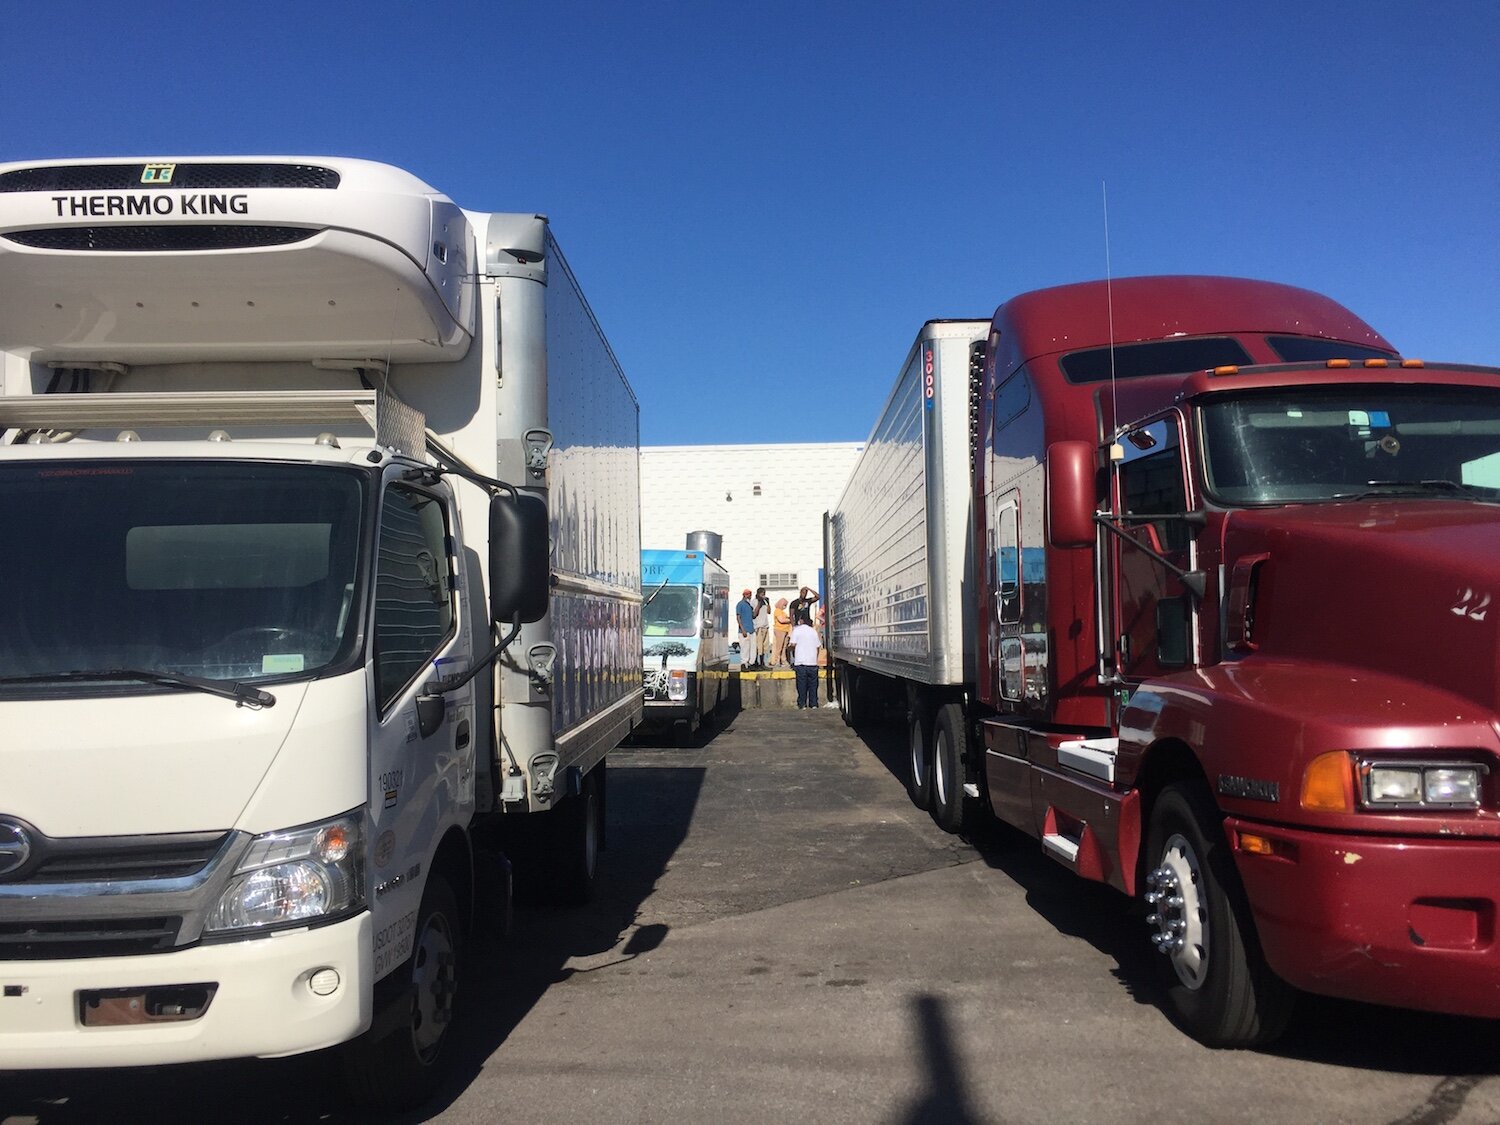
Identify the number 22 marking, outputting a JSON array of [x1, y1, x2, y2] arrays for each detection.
[[1453, 588, 1490, 621]]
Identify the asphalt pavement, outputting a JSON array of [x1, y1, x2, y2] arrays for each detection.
[[6, 704, 1500, 1124]]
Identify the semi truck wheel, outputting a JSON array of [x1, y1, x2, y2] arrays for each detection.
[[838, 666, 857, 727], [1144, 783, 1294, 1047], [342, 874, 462, 1111], [906, 708, 933, 810], [929, 702, 969, 834]]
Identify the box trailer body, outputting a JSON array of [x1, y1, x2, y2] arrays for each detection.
[[640, 547, 730, 736], [0, 156, 640, 1103], [830, 275, 1500, 1047], [826, 320, 987, 693]]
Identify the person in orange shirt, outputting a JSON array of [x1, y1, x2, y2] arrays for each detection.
[[771, 598, 792, 668]]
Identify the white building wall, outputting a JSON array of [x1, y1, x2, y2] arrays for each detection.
[[640, 443, 864, 609]]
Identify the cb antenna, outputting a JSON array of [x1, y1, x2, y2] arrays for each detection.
[[1103, 181, 1123, 459]]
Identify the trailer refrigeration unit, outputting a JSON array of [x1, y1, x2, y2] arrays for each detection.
[[640, 545, 730, 742], [829, 276, 1500, 1046], [0, 156, 642, 1107]]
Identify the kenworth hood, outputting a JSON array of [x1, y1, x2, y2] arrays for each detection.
[[0, 671, 367, 838], [1222, 501, 1500, 715]]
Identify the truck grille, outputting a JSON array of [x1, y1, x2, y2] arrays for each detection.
[[0, 162, 340, 192], [19, 832, 230, 885], [4, 225, 316, 252], [0, 917, 181, 960]]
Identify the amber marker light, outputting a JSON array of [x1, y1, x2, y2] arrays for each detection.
[[1213, 365, 1240, 375], [1301, 751, 1355, 812], [1400, 359, 1425, 368], [1237, 832, 1275, 855], [1326, 359, 1352, 368], [1363, 358, 1389, 368]]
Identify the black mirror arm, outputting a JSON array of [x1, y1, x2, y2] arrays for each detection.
[[427, 615, 524, 696], [1093, 513, 1208, 600]]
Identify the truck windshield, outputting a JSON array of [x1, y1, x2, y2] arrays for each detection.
[[1200, 385, 1500, 504], [643, 586, 700, 637], [0, 461, 366, 689]]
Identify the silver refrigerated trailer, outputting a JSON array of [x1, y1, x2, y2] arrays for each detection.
[[0, 156, 641, 1109], [825, 319, 988, 829]]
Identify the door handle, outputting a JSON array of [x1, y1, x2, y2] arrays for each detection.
[[455, 719, 471, 751]]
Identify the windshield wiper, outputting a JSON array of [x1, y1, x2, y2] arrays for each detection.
[[0, 668, 275, 708], [642, 577, 670, 608], [1332, 479, 1476, 501]]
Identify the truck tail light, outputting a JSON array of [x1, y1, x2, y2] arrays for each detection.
[[1301, 751, 1355, 812]]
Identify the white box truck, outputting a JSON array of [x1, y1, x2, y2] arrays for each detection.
[[0, 156, 642, 1107], [825, 319, 988, 827]]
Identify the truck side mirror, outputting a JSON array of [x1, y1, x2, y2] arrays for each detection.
[[1047, 441, 1097, 548], [489, 492, 550, 624]]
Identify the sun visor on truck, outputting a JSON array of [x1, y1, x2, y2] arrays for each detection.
[[0, 157, 476, 365]]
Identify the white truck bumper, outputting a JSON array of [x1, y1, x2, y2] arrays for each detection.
[[0, 912, 372, 1069]]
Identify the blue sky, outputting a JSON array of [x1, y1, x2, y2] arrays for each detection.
[[4, 1, 1496, 445]]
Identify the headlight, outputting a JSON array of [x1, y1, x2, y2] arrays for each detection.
[[205, 809, 366, 934], [1361, 761, 1485, 809]]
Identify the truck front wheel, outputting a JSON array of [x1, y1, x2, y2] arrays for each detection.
[[1144, 784, 1293, 1047], [342, 874, 462, 1111]]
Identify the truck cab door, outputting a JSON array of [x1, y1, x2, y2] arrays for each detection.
[[1109, 417, 1195, 683], [366, 476, 475, 978]]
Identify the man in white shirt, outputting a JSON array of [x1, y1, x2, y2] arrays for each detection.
[[789, 618, 821, 710]]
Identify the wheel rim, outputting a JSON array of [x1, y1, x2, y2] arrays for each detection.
[[1146, 832, 1208, 989], [910, 719, 927, 789], [933, 728, 949, 806], [409, 907, 458, 1062]]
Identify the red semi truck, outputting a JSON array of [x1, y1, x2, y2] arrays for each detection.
[[828, 276, 1500, 1045]]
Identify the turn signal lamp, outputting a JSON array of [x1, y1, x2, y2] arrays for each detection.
[[1301, 751, 1355, 812], [1237, 832, 1274, 856]]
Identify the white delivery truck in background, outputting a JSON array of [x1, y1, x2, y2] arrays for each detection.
[[0, 156, 642, 1107]]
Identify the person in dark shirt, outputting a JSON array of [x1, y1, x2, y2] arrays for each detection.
[[789, 586, 819, 626]]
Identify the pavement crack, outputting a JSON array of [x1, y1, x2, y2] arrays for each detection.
[[1385, 1075, 1486, 1125]]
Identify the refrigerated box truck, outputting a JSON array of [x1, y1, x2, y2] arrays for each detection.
[[0, 156, 641, 1107], [640, 546, 730, 740]]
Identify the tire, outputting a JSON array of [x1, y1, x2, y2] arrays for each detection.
[[342, 875, 462, 1112], [906, 706, 933, 810], [929, 702, 969, 834], [838, 666, 856, 727], [1144, 783, 1295, 1047], [550, 767, 602, 906]]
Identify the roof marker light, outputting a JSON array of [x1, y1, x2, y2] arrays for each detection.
[[1401, 359, 1425, 369], [1364, 359, 1389, 368], [1213, 365, 1239, 376], [1327, 359, 1352, 369]]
